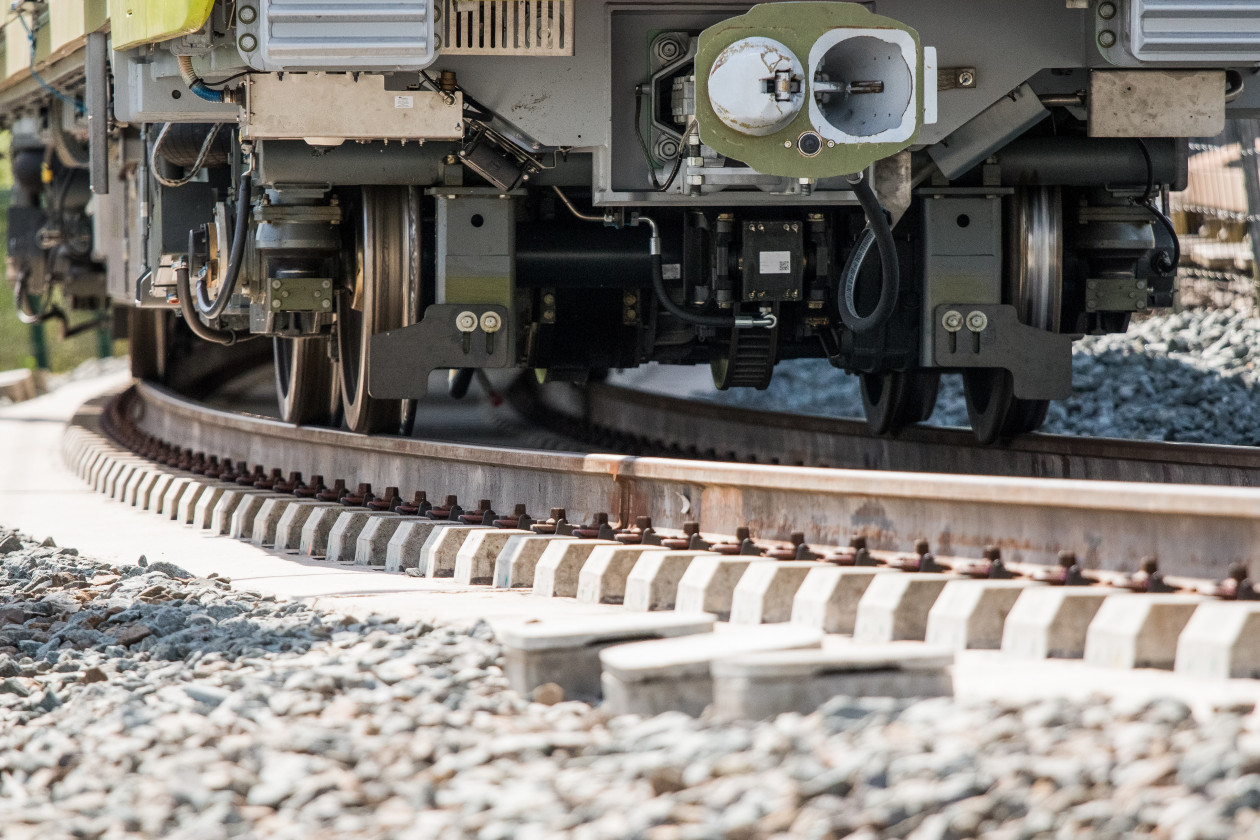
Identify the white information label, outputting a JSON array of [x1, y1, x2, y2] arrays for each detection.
[[759, 251, 791, 274], [662, 263, 682, 280], [394, 95, 415, 109]]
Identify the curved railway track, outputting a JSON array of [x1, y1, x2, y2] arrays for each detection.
[[70, 377, 1260, 583]]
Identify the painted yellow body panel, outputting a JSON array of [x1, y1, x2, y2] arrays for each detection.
[[110, 0, 214, 51]]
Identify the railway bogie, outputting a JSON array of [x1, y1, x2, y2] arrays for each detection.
[[0, 0, 1252, 440]]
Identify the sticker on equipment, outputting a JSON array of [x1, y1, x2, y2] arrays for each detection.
[[394, 96, 415, 109], [760, 251, 791, 274]]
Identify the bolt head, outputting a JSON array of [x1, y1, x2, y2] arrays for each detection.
[[456, 311, 478, 332], [942, 310, 964, 332], [238, 4, 258, 23], [479, 312, 502, 333], [957, 70, 975, 87], [1098, 29, 1117, 48], [965, 311, 988, 332]]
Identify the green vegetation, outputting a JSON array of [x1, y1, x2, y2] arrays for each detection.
[[0, 139, 127, 373]]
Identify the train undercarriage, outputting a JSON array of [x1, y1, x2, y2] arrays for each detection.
[[3, 0, 1255, 441]]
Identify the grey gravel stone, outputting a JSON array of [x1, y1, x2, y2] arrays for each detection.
[[0, 527, 1258, 839], [697, 305, 1260, 445]]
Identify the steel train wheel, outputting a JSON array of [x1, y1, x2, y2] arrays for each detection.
[[860, 369, 940, 436], [274, 337, 339, 425], [964, 186, 1061, 443], [129, 307, 168, 383], [336, 186, 418, 434]]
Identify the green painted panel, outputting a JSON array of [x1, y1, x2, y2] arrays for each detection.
[[696, 2, 923, 180]]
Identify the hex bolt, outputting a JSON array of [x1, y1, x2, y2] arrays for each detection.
[[956, 69, 976, 87], [942, 310, 964, 332], [479, 312, 502, 333], [1099, 30, 1117, 48], [396, 491, 431, 517], [455, 311, 478, 333], [965, 311, 988, 332]]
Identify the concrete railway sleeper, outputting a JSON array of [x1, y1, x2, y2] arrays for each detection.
[[52, 385, 1260, 717]]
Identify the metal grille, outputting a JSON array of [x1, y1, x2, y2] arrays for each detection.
[[443, 0, 575, 56], [1129, 0, 1260, 62], [240, 0, 436, 72]]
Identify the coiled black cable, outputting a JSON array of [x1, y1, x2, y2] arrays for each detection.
[[195, 167, 252, 320], [836, 173, 899, 334]]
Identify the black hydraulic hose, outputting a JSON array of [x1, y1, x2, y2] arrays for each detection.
[[836, 173, 899, 334], [650, 253, 742, 328], [175, 261, 240, 345], [196, 168, 251, 320]]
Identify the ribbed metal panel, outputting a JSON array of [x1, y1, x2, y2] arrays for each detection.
[[1130, 0, 1260, 61], [241, 0, 436, 71]]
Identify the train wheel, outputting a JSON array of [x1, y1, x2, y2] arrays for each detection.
[[274, 337, 338, 425], [861, 369, 940, 436], [964, 186, 1063, 442], [337, 186, 417, 434], [129, 307, 168, 382]]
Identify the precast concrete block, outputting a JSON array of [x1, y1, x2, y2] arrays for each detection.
[[1084, 593, 1205, 670], [251, 496, 298, 546], [576, 545, 668, 604], [729, 561, 821, 625], [354, 514, 411, 566], [159, 477, 196, 520], [1175, 602, 1260, 680], [420, 525, 488, 577], [532, 539, 616, 598], [174, 480, 211, 525], [454, 529, 530, 584], [299, 505, 347, 557], [327, 511, 397, 563], [384, 520, 461, 572], [121, 467, 151, 506], [190, 485, 228, 530], [712, 643, 954, 719], [790, 567, 892, 635], [500, 612, 716, 702], [925, 579, 1044, 651], [623, 551, 715, 612], [131, 470, 166, 508], [210, 488, 266, 536], [144, 472, 176, 512], [274, 501, 338, 552], [230, 492, 282, 539], [1001, 588, 1113, 660], [853, 573, 954, 643], [675, 556, 756, 620], [599, 625, 823, 717], [493, 534, 573, 588]]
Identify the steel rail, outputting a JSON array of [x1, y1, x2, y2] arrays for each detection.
[[114, 381, 1260, 581], [524, 379, 1260, 487]]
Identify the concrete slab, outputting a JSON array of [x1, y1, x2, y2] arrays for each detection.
[[493, 534, 573, 588], [274, 501, 339, 552], [354, 514, 411, 566], [327, 510, 397, 564], [532, 539, 616, 598], [173, 479, 210, 525], [420, 525, 488, 577], [729, 561, 821, 625], [1001, 588, 1113, 660], [675, 556, 756, 620], [144, 472, 176, 512], [454, 529, 530, 585], [623, 551, 715, 612], [790, 567, 892, 635], [190, 484, 228, 530], [251, 495, 299, 547], [712, 643, 954, 719], [925, 579, 1044, 651], [499, 612, 716, 701], [229, 492, 280, 540], [210, 488, 270, 536], [298, 504, 347, 557], [599, 625, 824, 717], [384, 520, 461, 573], [1084, 593, 1205, 670], [576, 545, 668, 604], [1176, 603, 1260, 680], [853, 573, 953, 643]]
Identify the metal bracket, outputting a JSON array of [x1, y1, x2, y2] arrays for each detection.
[[933, 304, 1073, 400], [368, 304, 511, 398]]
